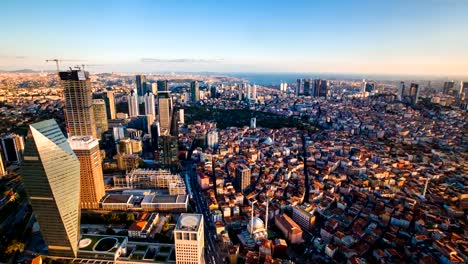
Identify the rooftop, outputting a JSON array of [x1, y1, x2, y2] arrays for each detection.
[[175, 213, 202, 232]]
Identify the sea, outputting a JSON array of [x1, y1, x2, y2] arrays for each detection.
[[196, 72, 459, 86]]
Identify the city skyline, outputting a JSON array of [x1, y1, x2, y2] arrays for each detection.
[[1, 0, 468, 76]]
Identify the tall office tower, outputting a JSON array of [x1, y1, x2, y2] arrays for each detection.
[[409, 83, 420, 104], [151, 83, 158, 94], [397, 81, 405, 101], [235, 164, 251, 194], [251, 84, 257, 100], [158, 135, 178, 168], [178, 109, 185, 124], [93, 89, 116, 120], [206, 130, 219, 148], [60, 70, 97, 138], [68, 136, 105, 209], [365, 82, 375, 93], [191, 80, 199, 102], [250, 117, 256, 129], [0, 151, 6, 177], [144, 91, 156, 116], [312, 79, 328, 97], [150, 122, 161, 152], [113, 126, 126, 141], [106, 89, 116, 119], [0, 134, 24, 163], [128, 89, 139, 117], [135, 74, 147, 97], [296, 79, 302, 96], [361, 79, 367, 96], [158, 91, 173, 133], [93, 99, 109, 136], [21, 120, 81, 257], [157, 80, 169, 92], [174, 214, 205, 264], [443, 81, 454, 95], [303, 79, 312, 96], [210, 86, 218, 98], [460, 81, 468, 100]]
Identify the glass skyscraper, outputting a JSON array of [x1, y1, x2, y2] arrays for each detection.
[[21, 119, 81, 257]]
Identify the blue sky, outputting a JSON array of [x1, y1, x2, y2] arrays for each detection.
[[1, 0, 467, 75]]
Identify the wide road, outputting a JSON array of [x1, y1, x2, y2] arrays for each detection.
[[182, 161, 224, 264]]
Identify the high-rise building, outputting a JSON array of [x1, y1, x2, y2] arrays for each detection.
[[210, 86, 218, 98], [303, 79, 312, 96], [157, 80, 169, 92], [460, 81, 468, 100], [397, 81, 405, 101], [174, 214, 205, 264], [68, 136, 105, 210], [135, 75, 147, 97], [409, 83, 420, 104], [206, 130, 219, 148], [312, 79, 328, 97], [250, 117, 256, 129], [93, 99, 108, 136], [361, 79, 367, 96], [151, 83, 158, 94], [93, 89, 116, 120], [0, 134, 24, 164], [144, 92, 156, 116], [296, 79, 302, 96], [21, 119, 81, 257], [0, 151, 6, 177], [235, 164, 251, 194], [128, 89, 139, 117], [443, 81, 454, 95], [158, 135, 178, 169], [158, 91, 173, 133], [150, 121, 161, 152], [60, 70, 97, 138], [191, 81, 199, 102], [178, 109, 185, 124]]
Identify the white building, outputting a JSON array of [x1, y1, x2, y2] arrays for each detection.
[[144, 92, 156, 116], [174, 214, 204, 264], [250, 118, 256, 129], [128, 89, 139, 117], [178, 109, 185, 124], [206, 130, 219, 148]]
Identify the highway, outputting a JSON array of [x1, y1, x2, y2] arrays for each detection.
[[182, 161, 224, 264]]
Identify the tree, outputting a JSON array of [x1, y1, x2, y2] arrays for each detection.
[[106, 227, 116, 235], [5, 240, 24, 255]]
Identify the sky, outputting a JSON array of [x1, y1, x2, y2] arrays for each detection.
[[1, 0, 468, 76]]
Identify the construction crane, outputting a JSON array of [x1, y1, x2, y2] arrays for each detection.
[[45, 58, 86, 74]]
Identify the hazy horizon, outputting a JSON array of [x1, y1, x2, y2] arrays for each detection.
[[1, 0, 468, 76]]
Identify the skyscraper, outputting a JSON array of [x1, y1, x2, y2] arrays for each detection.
[[397, 81, 405, 101], [409, 83, 420, 104], [93, 90, 116, 120], [68, 136, 105, 210], [60, 70, 97, 138], [303, 79, 312, 96], [0, 151, 6, 178], [135, 74, 147, 97], [206, 130, 219, 148], [443, 81, 454, 95], [174, 214, 205, 264], [296, 79, 302, 96], [21, 119, 81, 257], [0, 134, 24, 164], [178, 109, 185, 125], [157, 80, 169, 92], [128, 89, 139, 117], [158, 135, 178, 168], [236, 164, 251, 194], [158, 91, 173, 133], [144, 91, 156, 116], [191, 80, 199, 102], [460, 81, 468, 100], [93, 99, 108, 136]]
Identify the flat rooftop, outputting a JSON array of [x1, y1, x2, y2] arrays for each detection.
[[175, 213, 202, 232], [102, 194, 132, 204]]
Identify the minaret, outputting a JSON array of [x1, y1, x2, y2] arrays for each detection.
[[265, 198, 269, 233], [250, 200, 257, 235], [422, 178, 430, 198]]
